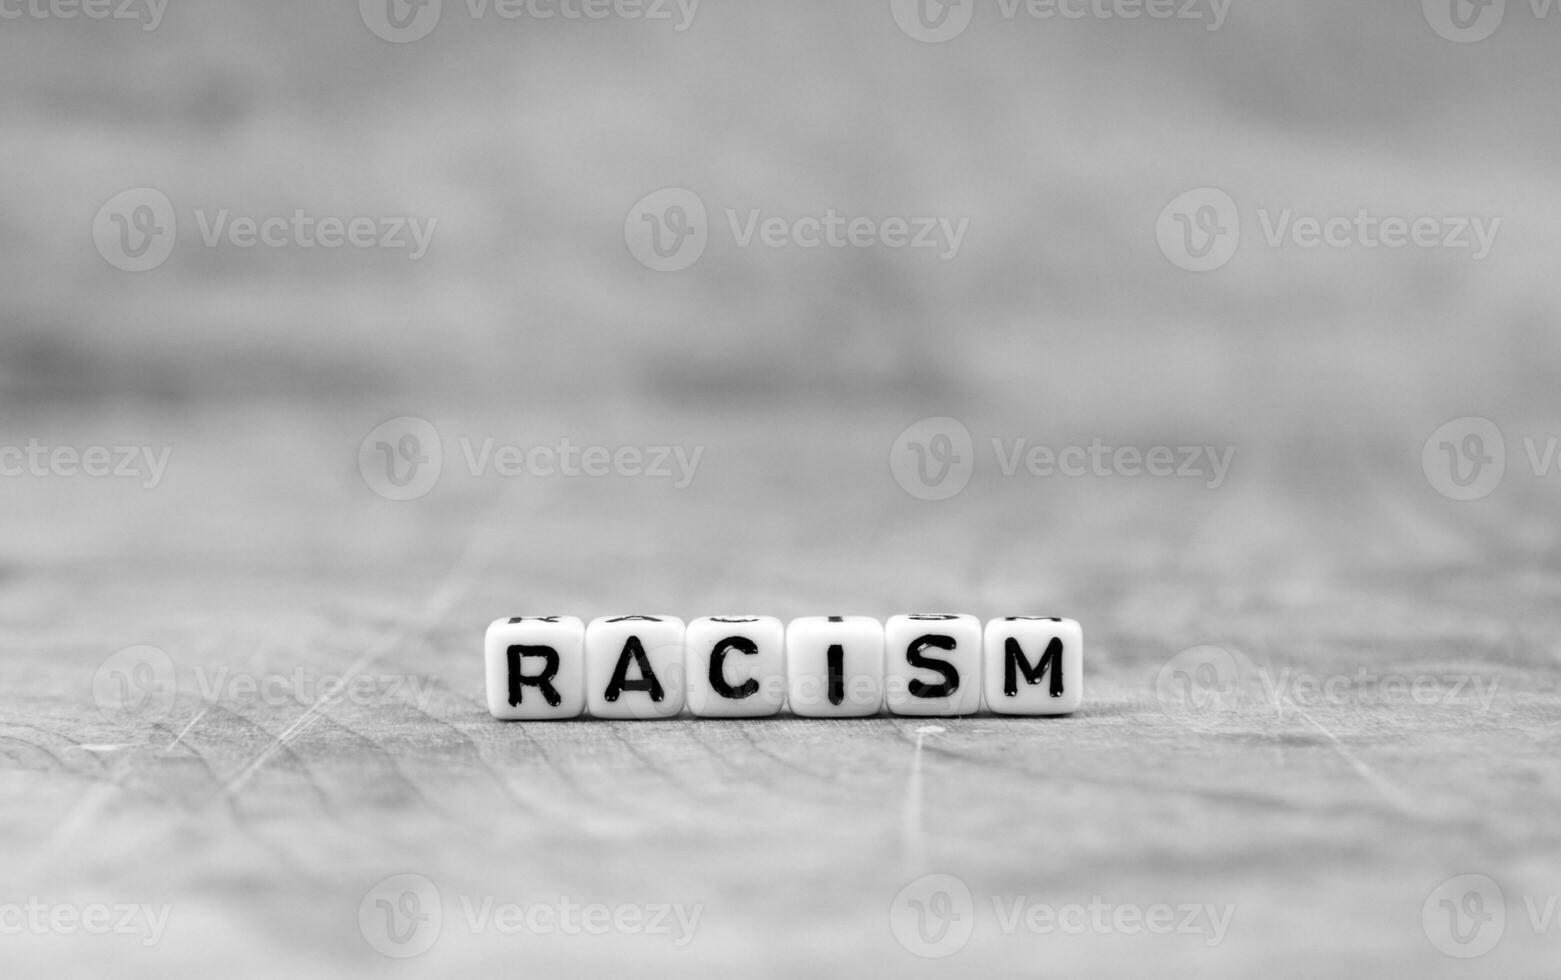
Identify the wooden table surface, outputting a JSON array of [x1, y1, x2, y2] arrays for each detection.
[[1, 401, 1555, 979]]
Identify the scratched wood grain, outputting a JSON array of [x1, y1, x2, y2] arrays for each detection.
[[1, 402, 1558, 979]]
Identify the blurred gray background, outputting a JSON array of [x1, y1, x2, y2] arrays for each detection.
[[5, 0, 1555, 421], [2, 1, 1559, 977]]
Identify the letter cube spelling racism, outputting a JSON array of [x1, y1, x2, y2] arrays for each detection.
[[485, 616, 1082, 720], [484, 616, 586, 721]]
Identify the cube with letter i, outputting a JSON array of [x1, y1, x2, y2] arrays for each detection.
[[982, 617, 1083, 716], [586, 616, 687, 720], [785, 616, 885, 718], [485, 616, 586, 720], [885, 614, 983, 717]]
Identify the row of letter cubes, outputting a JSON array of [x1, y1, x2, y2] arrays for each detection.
[[485, 615, 1082, 720]]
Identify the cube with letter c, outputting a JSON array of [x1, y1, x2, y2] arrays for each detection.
[[685, 616, 786, 718]]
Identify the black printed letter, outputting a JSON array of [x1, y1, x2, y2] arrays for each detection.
[[826, 644, 846, 706], [604, 636, 665, 703], [907, 634, 959, 698], [709, 636, 760, 700], [1004, 636, 1064, 697], [506, 644, 561, 707]]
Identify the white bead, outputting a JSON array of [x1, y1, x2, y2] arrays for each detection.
[[685, 616, 786, 718], [983, 617, 1083, 716], [885, 614, 983, 716], [785, 616, 885, 718], [585, 616, 686, 720], [484, 616, 585, 720]]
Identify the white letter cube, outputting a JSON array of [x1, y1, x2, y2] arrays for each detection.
[[785, 616, 884, 718], [586, 616, 686, 719], [685, 616, 786, 718], [485, 616, 585, 720], [983, 617, 1083, 715], [885, 614, 983, 716]]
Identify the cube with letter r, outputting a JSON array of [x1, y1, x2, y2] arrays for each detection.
[[982, 617, 1083, 716], [485, 616, 586, 720]]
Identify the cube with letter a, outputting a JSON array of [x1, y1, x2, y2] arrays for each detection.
[[586, 616, 687, 720], [982, 617, 1083, 716]]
